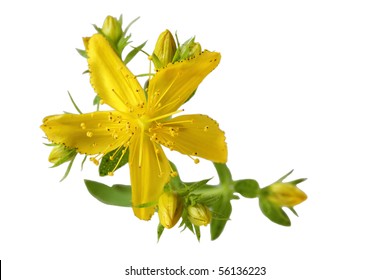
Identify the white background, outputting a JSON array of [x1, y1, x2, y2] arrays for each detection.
[[1, 0, 389, 279]]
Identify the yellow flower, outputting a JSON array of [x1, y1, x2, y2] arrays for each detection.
[[158, 192, 183, 229], [40, 34, 227, 220]]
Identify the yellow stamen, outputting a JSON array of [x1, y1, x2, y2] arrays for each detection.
[[148, 109, 184, 123]]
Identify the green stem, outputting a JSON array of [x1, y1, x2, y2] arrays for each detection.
[[213, 163, 232, 186]]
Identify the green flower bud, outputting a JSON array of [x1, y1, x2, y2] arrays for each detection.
[[48, 144, 77, 167], [266, 182, 307, 207], [158, 192, 183, 229], [101, 16, 123, 44], [153, 30, 177, 68], [177, 38, 202, 60], [187, 204, 211, 226]]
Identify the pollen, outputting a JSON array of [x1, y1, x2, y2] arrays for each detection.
[[80, 123, 86, 130], [204, 126, 209, 132], [86, 131, 93, 137]]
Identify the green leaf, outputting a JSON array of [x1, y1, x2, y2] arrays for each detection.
[[124, 41, 147, 65], [99, 147, 129, 176], [84, 180, 131, 207], [67, 91, 82, 114], [258, 195, 291, 226], [234, 179, 260, 198], [210, 195, 232, 240]]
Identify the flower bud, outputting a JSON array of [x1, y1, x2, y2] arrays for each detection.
[[101, 16, 123, 44], [187, 204, 211, 226], [178, 38, 202, 60], [153, 30, 177, 68], [266, 182, 307, 207], [48, 144, 77, 167], [158, 192, 183, 229]]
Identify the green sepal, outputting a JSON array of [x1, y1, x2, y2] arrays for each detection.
[[93, 95, 101, 106], [258, 194, 291, 226], [76, 48, 87, 58], [98, 147, 129, 176], [167, 161, 183, 190], [60, 156, 75, 182], [124, 41, 147, 65], [234, 179, 260, 198], [157, 223, 165, 242], [84, 180, 131, 207], [210, 196, 232, 240], [194, 225, 201, 241]]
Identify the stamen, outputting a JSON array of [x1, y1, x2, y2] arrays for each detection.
[[138, 127, 145, 167], [152, 142, 163, 177], [161, 119, 193, 126], [90, 157, 99, 166], [148, 109, 184, 123], [187, 154, 200, 164], [110, 145, 129, 174], [151, 72, 181, 107]]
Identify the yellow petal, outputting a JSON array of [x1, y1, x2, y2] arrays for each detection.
[[87, 34, 146, 114], [147, 51, 221, 118], [152, 114, 227, 163], [130, 134, 171, 220], [41, 111, 136, 155]]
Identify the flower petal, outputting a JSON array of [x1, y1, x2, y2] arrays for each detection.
[[129, 134, 171, 220], [152, 114, 227, 163], [147, 51, 221, 118], [41, 111, 136, 155], [87, 34, 146, 114]]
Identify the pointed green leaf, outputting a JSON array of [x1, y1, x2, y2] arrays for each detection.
[[84, 180, 131, 207], [124, 41, 147, 65]]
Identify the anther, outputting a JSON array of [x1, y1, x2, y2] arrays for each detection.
[[86, 131, 93, 137], [80, 123, 86, 130], [90, 157, 99, 166]]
